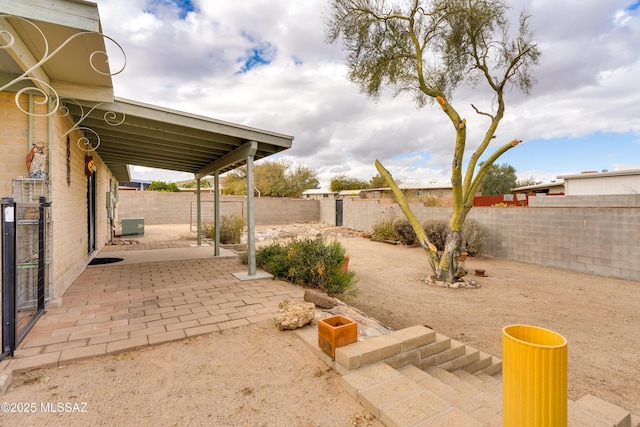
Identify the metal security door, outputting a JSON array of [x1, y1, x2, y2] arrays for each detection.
[[1, 196, 49, 359]]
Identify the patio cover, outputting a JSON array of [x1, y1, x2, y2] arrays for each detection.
[[0, 0, 294, 277]]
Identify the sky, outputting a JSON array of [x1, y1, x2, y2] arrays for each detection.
[[93, 0, 640, 188]]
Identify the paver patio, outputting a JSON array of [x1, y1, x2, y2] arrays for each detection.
[[1, 242, 304, 375]]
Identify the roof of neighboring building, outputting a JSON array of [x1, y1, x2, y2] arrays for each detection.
[[302, 189, 334, 195], [339, 189, 363, 196], [513, 180, 565, 192], [361, 183, 453, 192], [557, 169, 640, 180]]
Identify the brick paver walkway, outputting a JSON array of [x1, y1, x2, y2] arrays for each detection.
[[2, 251, 303, 374]]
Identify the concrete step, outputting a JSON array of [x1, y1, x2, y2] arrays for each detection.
[[481, 357, 502, 376], [452, 368, 503, 397], [391, 365, 497, 419], [426, 367, 502, 425], [400, 366, 502, 425], [330, 325, 637, 427], [414, 333, 452, 367], [570, 394, 632, 427], [462, 350, 495, 374], [433, 340, 466, 366], [343, 363, 484, 427], [399, 364, 456, 397], [438, 345, 480, 372]]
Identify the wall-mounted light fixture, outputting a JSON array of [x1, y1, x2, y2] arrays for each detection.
[[84, 155, 97, 176]]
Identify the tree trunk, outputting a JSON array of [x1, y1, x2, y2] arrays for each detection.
[[431, 229, 466, 283]]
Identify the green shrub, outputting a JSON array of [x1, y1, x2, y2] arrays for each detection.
[[461, 219, 489, 256], [420, 218, 489, 256], [372, 217, 397, 241], [202, 215, 244, 244], [422, 219, 449, 251], [254, 242, 289, 277], [255, 236, 357, 297], [393, 218, 418, 245]]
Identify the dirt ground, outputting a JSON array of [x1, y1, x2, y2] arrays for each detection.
[[1, 223, 638, 426]]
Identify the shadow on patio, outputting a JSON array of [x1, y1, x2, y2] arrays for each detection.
[[1, 225, 304, 374]]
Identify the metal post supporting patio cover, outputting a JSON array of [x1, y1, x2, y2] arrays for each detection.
[[246, 154, 256, 276]]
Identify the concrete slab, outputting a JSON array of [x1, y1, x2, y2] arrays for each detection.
[[380, 391, 450, 427], [2, 249, 303, 383], [232, 270, 274, 281], [90, 245, 236, 266]]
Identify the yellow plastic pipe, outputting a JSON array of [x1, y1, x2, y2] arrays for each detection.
[[502, 325, 568, 427]]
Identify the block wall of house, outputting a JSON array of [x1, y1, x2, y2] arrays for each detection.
[[1, 92, 115, 300], [49, 113, 114, 299], [0, 92, 47, 192], [0, 92, 50, 297]]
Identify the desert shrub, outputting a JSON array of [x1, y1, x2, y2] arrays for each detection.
[[421, 219, 449, 251], [372, 217, 397, 241], [254, 242, 289, 277], [255, 236, 357, 297], [420, 218, 489, 256], [202, 215, 244, 244], [393, 218, 418, 245], [461, 219, 489, 256]]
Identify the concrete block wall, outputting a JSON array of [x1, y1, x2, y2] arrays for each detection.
[[254, 197, 319, 225], [341, 198, 640, 281], [529, 194, 640, 207], [117, 192, 245, 225], [319, 198, 337, 225], [342, 197, 442, 233], [116, 191, 640, 280], [118, 192, 320, 226], [476, 206, 640, 280]]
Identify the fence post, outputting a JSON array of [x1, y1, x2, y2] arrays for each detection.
[[1, 198, 17, 357]]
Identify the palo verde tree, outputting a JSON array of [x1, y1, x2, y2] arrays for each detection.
[[327, 0, 540, 282]]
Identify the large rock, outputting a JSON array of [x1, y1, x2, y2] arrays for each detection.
[[303, 289, 337, 309], [274, 300, 315, 330]]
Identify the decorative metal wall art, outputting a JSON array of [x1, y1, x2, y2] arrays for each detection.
[[66, 136, 71, 186], [0, 14, 127, 152]]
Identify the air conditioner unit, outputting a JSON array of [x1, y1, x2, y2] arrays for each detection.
[[121, 218, 144, 236]]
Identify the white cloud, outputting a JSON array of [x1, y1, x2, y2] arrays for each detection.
[[94, 0, 640, 186]]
